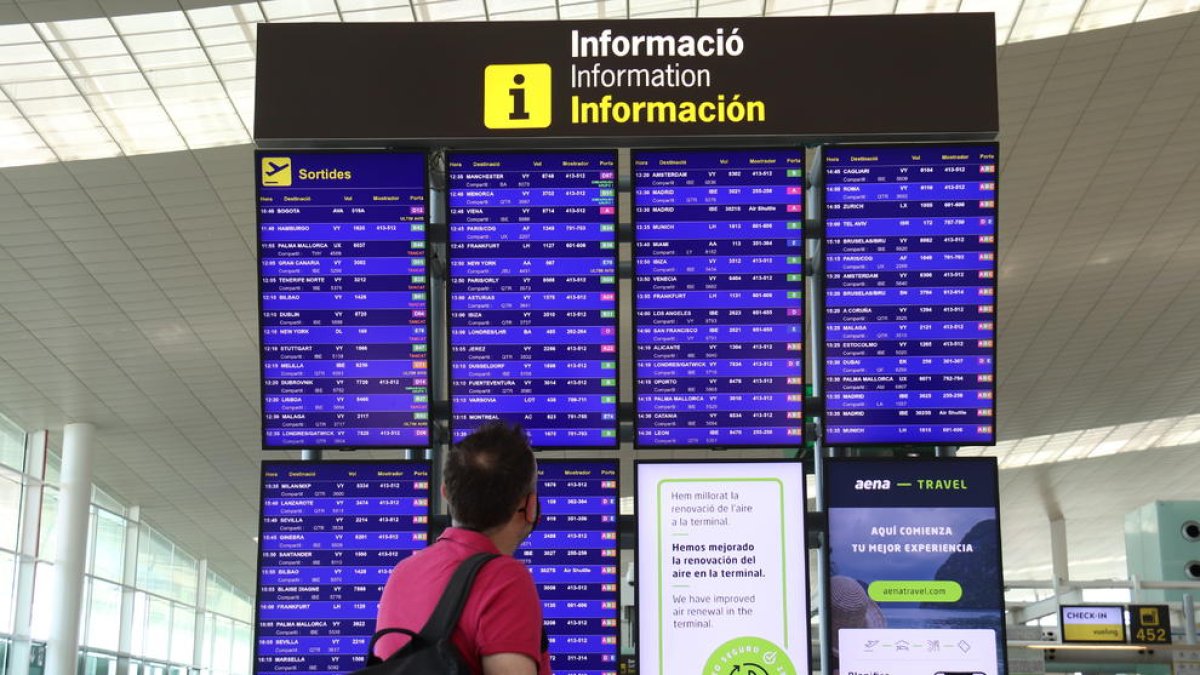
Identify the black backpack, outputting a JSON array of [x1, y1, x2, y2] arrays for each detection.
[[352, 552, 499, 675]]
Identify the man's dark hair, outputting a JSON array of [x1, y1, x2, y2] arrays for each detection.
[[444, 421, 536, 531]]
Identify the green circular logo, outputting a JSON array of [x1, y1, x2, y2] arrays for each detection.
[[703, 636, 797, 675]]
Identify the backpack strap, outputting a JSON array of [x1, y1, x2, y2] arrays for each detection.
[[365, 627, 421, 666], [416, 552, 500, 643]]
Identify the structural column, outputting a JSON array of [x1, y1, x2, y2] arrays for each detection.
[[117, 505, 141, 658], [45, 422, 96, 675], [193, 558, 209, 668], [1050, 517, 1070, 590], [10, 430, 49, 675]]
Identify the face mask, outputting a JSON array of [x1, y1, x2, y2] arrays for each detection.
[[518, 495, 541, 536]]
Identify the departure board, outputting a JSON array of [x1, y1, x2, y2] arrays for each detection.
[[257, 151, 430, 449], [516, 460, 620, 675], [255, 461, 431, 675], [633, 148, 806, 448], [823, 144, 997, 445], [448, 151, 619, 448]]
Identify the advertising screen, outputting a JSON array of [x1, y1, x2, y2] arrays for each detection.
[[636, 460, 809, 675], [825, 457, 1005, 675], [1060, 605, 1126, 643], [517, 460, 621, 675], [255, 461, 431, 675], [633, 148, 805, 448], [448, 151, 619, 448], [823, 143, 997, 446], [256, 151, 430, 449]]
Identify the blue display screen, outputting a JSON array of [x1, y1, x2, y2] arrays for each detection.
[[448, 152, 619, 448], [633, 148, 805, 447], [257, 152, 430, 449], [517, 460, 620, 675], [255, 461, 431, 675], [823, 145, 997, 445]]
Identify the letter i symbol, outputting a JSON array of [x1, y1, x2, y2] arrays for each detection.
[[509, 74, 530, 121]]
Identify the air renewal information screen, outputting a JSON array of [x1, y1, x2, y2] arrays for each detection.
[[255, 461, 431, 675], [257, 151, 430, 449], [517, 460, 620, 675], [448, 151, 619, 448], [633, 148, 805, 448], [636, 460, 810, 675], [823, 144, 997, 445]]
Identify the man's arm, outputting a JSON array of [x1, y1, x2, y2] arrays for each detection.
[[482, 653, 538, 675]]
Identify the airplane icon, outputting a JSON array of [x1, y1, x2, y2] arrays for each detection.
[[261, 157, 292, 186]]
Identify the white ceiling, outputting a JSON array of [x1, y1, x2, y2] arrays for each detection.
[[0, 5, 1199, 592]]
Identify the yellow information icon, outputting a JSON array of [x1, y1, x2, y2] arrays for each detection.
[[261, 157, 292, 186], [483, 64, 552, 129]]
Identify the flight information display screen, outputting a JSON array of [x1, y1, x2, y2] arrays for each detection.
[[823, 144, 997, 445], [255, 461, 431, 675], [517, 460, 620, 675], [448, 151, 618, 448], [257, 151, 430, 449], [633, 148, 805, 448]]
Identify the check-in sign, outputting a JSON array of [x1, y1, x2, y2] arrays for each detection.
[[1060, 606, 1126, 643]]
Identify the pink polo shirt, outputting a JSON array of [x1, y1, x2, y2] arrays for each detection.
[[374, 527, 551, 675]]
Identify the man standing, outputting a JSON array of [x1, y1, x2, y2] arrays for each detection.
[[374, 421, 551, 675]]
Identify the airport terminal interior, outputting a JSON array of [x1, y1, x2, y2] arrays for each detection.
[[1, 0, 1200, 674]]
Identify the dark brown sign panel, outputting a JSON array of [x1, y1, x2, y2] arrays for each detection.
[[255, 15, 997, 145]]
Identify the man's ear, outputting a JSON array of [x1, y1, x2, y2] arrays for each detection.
[[522, 491, 537, 524]]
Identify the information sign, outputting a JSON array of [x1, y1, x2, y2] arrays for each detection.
[[1129, 604, 1171, 644], [1059, 605, 1126, 643]]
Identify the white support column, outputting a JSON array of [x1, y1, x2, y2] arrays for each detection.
[[193, 558, 209, 669], [45, 422, 96, 675], [1050, 516, 1071, 625], [117, 505, 141, 656], [10, 430, 48, 675], [1050, 517, 1070, 589]]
